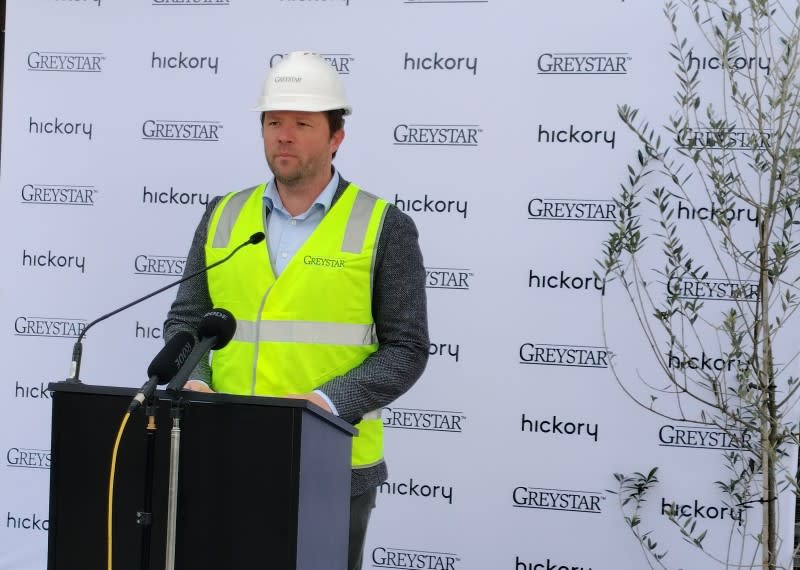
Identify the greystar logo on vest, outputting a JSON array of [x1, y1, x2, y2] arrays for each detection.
[[521, 414, 599, 442], [6, 448, 51, 470], [425, 267, 472, 290], [513, 487, 605, 514], [528, 198, 616, 222], [659, 424, 751, 450], [27, 52, 104, 72], [270, 53, 354, 74], [6, 512, 49, 532], [528, 270, 605, 294], [21, 184, 96, 206], [404, 53, 478, 75], [141, 120, 222, 141], [151, 52, 219, 74], [14, 317, 86, 338], [371, 547, 460, 570], [668, 278, 758, 302], [674, 200, 759, 226], [393, 124, 481, 146], [303, 255, 345, 269], [395, 195, 468, 219], [661, 497, 743, 525], [22, 249, 86, 273], [14, 381, 51, 400], [152, 0, 230, 4], [429, 342, 460, 362], [519, 343, 609, 368], [134, 255, 186, 276], [537, 52, 631, 75], [379, 478, 454, 504], [383, 407, 464, 433], [29, 117, 93, 140], [142, 186, 210, 206], [515, 555, 593, 570], [538, 125, 616, 149], [687, 50, 771, 75]]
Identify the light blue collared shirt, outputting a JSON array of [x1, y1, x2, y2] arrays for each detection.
[[263, 171, 340, 276], [262, 170, 341, 414]]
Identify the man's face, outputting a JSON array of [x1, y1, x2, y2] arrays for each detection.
[[262, 110, 344, 187]]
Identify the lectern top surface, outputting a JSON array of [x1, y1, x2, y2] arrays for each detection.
[[48, 381, 357, 435]]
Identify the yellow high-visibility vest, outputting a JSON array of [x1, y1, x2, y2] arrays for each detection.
[[205, 182, 388, 468]]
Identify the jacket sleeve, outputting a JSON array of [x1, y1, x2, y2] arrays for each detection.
[[162, 197, 222, 384], [317, 205, 430, 424]]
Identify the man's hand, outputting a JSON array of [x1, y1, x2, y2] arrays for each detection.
[[283, 392, 332, 413], [184, 380, 215, 393]]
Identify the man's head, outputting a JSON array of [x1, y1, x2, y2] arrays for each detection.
[[253, 52, 350, 187]]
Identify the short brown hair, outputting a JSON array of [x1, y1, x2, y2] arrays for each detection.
[[259, 110, 345, 136]]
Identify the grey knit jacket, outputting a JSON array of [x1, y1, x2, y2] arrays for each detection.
[[163, 176, 429, 496]]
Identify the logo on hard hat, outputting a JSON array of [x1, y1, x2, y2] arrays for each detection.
[[274, 75, 302, 83]]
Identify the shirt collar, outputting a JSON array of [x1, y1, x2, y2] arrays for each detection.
[[263, 170, 340, 219]]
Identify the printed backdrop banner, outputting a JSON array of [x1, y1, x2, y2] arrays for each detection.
[[0, 1, 797, 570]]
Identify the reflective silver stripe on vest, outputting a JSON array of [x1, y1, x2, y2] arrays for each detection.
[[341, 190, 378, 254], [234, 320, 378, 345], [212, 186, 260, 248]]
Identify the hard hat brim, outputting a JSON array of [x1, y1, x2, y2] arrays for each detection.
[[251, 98, 352, 116]]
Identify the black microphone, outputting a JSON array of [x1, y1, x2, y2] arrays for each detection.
[[66, 232, 264, 383], [166, 308, 236, 397], [128, 331, 196, 412]]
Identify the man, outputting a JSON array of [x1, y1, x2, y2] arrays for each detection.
[[163, 51, 429, 570]]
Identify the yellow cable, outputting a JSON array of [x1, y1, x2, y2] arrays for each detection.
[[108, 411, 131, 570]]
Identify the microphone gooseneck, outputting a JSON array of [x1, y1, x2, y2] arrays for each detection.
[[66, 232, 263, 383]]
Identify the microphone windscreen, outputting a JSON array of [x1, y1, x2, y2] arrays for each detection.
[[197, 308, 236, 350], [249, 232, 266, 245], [147, 331, 196, 383]]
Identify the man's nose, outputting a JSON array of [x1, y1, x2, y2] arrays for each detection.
[[276, 124, 295, 143]]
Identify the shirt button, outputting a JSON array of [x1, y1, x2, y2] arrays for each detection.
[[281, 252, 288, 258], [290, 219, 297, 225]]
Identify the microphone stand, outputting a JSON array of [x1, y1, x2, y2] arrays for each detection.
[[164, 397, 185, 570], [136, 395, 159, 570]]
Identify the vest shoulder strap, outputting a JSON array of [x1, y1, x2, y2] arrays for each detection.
[[208, 185, 262, 248]]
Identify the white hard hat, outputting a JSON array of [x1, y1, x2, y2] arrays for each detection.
[[253, 51, 352, 115]]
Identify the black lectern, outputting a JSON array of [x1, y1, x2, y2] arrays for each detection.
[[46, 382, 356, 570]]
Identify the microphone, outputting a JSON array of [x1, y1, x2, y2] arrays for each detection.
[[166, 308, 236, 397], [128, 331, 196, 412], [66, 232, 264, 383]]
